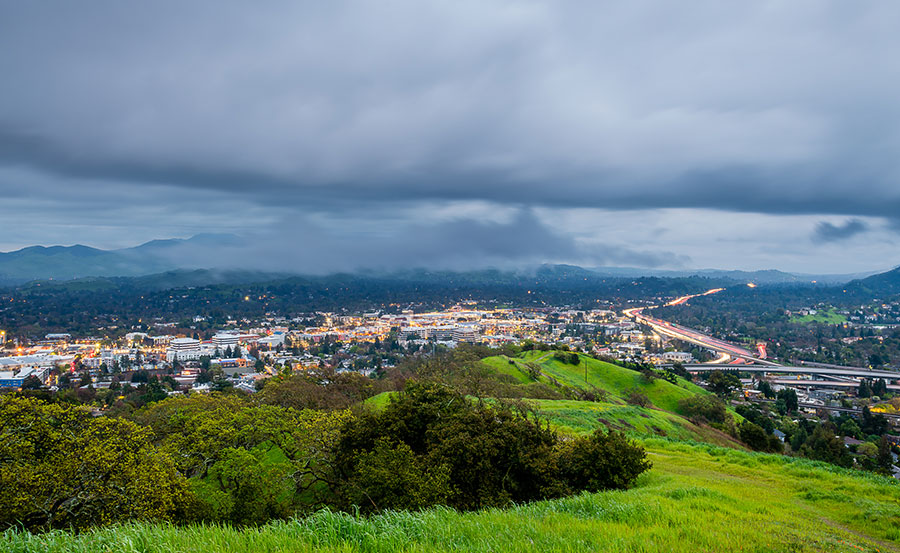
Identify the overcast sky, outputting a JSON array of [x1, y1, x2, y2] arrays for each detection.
[[1, 1, 899, 274]]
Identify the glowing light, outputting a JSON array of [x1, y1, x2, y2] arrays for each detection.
[[746, 282, 757, 288]]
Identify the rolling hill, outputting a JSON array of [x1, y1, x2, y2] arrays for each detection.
[[0, 234, 240, 285], [481, 351, 742, 447], [845, 265, 900, 297]]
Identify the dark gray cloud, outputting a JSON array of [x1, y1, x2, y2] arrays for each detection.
[[812, 219, 868, 243], [149, 210, 689, 274], [1, 2, 899, 270]]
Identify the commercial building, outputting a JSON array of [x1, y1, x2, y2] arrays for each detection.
[[0, 366, 50, 388], [166, 338, 202, 362]]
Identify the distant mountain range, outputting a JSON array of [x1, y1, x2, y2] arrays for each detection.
[[0, 235, 890, 290], [584, 266, 875, 285], [844, 266, 900, 297], [0, 234, 240, 285]]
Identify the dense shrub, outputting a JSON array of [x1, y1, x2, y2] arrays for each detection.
[[329, 382, 650, 513], [557, 429, 652, 492], [739, 421, 782, 453], [133, 394, 352, 524], [255, 368, 374, 411], [677, 394, 727, 424]]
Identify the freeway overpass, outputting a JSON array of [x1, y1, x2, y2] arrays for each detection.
[[624, 290, 775, 365], [749, 398, 900, 421], [682, 364, 900, 380], [768, 379, 900, 391]]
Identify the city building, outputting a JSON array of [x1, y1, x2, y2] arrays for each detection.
[[166, 338, 202, 362]]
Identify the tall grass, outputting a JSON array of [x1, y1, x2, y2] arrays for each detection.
[[4, 440, 897, 553]]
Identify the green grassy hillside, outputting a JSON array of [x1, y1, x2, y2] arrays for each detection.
[[480, 352, 742, 446], [6, 439, 897, 553], [484, 351, 703, 412], [529, 398, 741, 448]]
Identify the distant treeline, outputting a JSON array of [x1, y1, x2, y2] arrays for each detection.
[[0, 269, 734, 336]]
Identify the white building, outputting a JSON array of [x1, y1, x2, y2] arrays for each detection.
[[257, 334, 285, 348], [451, 326, 479, 343], [166, 338, 202, 362], [662, 351, 694, 363], [212, 331, 241, 349]]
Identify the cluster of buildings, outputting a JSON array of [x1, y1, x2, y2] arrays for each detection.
[[0, 303, 702, 391]]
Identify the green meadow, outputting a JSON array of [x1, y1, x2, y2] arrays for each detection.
[[791, 308, 847, 324], [4, 439, 898, 553], [479, 351, 742, 446]]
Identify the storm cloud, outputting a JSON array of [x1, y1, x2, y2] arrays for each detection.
[[150, 210, 690, 274], [1, 2, 899, 272], [812, 219, 869, 243]]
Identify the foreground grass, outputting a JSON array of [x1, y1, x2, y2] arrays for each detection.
[[5, 440, 898, 553]]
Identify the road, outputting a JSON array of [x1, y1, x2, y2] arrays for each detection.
[[768, 378, 900, 391], [623, 288, 775, 364], [749, 397, 900, 421], [683, 363, 900, 380], [626, 288, 900, 382]]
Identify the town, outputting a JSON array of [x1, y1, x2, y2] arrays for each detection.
[[3, 293, 900, 456]]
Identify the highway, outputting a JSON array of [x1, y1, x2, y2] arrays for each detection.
[[768, 378, 900, 391], [683, 363, 900, 380], [626, 288, 900, 382], [623, 288, 776, 365], [749, 398, 900, 421]]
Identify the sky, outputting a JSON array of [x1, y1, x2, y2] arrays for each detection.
[[1, 1, 900, 274]]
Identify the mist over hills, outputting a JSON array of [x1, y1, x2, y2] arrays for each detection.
[[0, 235, 890, 291]]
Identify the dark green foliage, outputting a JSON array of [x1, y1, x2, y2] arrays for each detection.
[[553, 351, 580, 365], [678, 394, 727, 424], [858, 379, 872, 398], [738, 421, 768, 451], [668, 361, 692, 382], [860, 406, 888, 436], [557, 429, 652, 492], [141, 376, 168, 404], [790, 426, 808, 451], [776, 388, 798, 415], [336, 439, 452, 511], [800, 425, 851, 468], [876, 436, 894, 475], [20, 375, 43, 390], [706, 371, 741, 398], [330, 382, 650, 513], [659, 369, 678, 384], [735, 405, 774, 434]]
